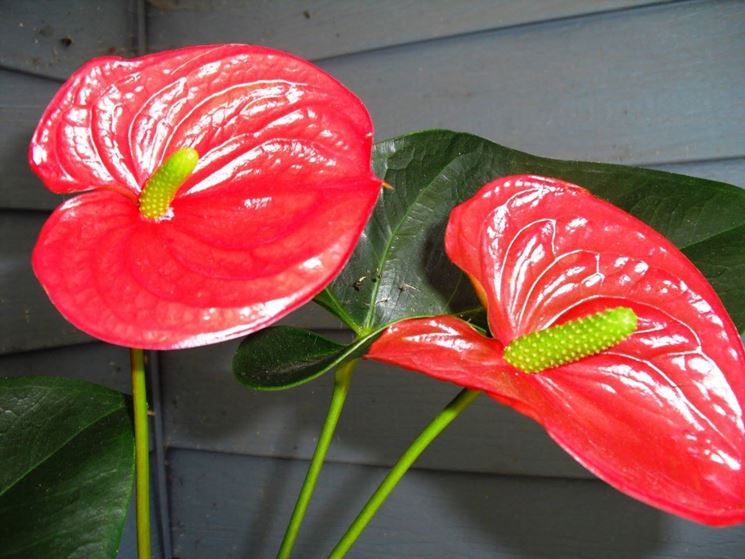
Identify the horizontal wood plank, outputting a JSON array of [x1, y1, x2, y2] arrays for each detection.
[[146, 0, 660, 61], [0, 69, 67, 210], [0, 0, 137, 80], [647, 158, 745, 188], [316, 0, 745, 164], [162, 341, 588, 479], [167, 449, 745, 558], [0, 341, 130, 393], [0, 212, 93, 352], [5, 3, 745, 211]]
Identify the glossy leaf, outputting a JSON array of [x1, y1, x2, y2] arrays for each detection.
[[234, 326, 344, 390], [31, 45, 381, 349], [233, 326, 383, 389], [0, 376, 134, 558], [368, 176, 745, 526], [681, 224, 745, 330], [319, 130, 745, 334], [238, 130, 745, 389]]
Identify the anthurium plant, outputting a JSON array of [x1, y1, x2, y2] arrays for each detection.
[[1, 44, 744, 559]]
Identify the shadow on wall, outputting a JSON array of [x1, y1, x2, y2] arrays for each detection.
[[161, 340, 678, 558], [166, 446, 676, 559]]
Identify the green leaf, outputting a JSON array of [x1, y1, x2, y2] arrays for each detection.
[[237, 129, 745, 389], [233, 326, 381, 389], [0, 376, 134, 559], [321, 129, 745, 334], [681, 224, 745, 331]]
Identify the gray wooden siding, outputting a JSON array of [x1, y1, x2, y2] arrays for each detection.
[[146, 0, 663, 61], [167, 450, 745, 559], [161, 341, 588, 479], [317, 1, 745, 164], [1, 1, 744, 558]]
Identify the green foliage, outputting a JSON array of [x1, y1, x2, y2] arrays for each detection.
[[0, 376, 134, 559], [234, 326, 371, 390], [235, 130, 745, 389]]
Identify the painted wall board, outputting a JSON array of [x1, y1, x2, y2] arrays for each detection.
[[316, 0, 745, 164], [146, 0, 661, 61], [167, 449, 745, 559], [162, 339, 593, 479], [0, 342, 130, 393], [5, 3, 745, 209], [0, 69, 67, 210], [649, 158, 745, 188], [0, 0, 138, 80], [0, 212, 93, 352]]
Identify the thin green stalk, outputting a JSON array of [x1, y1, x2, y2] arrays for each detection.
[[130, 348, 152, 559], [329, 388, 481, 558], [277, 359, 359, 559]]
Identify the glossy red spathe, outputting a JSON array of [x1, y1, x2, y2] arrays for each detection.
[[31, 44, 381, 349], [368, 175, 745, 526]]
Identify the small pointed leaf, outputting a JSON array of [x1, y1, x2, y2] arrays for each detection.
[[233, 326, 384, 390]]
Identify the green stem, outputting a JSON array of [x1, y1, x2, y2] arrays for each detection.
[[328, 388, 481, 558], [277, 359, 358, 559], [130, 348, 152, 559]]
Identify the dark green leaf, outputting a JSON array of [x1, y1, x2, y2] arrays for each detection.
[[682, 224, 745, 331], [320, 129, 745, 334], [238, 130, 745, 389], [0, 376, 134, 559], [233, 326, 381, 389]]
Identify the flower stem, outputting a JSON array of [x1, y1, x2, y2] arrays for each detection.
[[130, 348, 152, 559], [328, 388, 481, 558], [277, 358, 358, 559]]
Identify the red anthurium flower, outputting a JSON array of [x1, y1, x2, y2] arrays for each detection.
[[368, 175, 745, 526], [30, 44, 381, 349]]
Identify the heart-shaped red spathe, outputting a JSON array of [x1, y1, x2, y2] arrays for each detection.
[[368, 175, 745, 526], [31, 45, 381, 349]]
